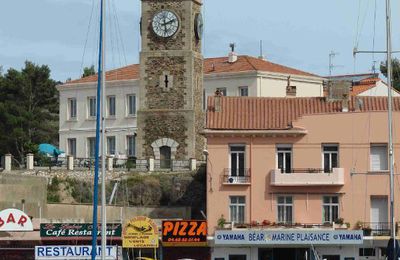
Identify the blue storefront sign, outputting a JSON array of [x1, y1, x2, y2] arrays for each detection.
[[35, 245, 117, 260], [214, 230, 363, 245]]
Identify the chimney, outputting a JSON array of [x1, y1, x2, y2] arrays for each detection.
[[286, 76, 296, 97], [214, 90, 222, 112], [228, 43, 238, 63]]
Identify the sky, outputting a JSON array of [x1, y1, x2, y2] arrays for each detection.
[[0, 0, 399, 82]]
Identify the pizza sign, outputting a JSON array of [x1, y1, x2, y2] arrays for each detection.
[[162, 220, 207, 246], [0, 208, 33, 231]]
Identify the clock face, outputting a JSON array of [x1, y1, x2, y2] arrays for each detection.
[[194, 13, 203, 40], [152, 10, 179, 38]]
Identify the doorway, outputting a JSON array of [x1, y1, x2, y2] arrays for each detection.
[[160, 146, 171, 169], [370, 196, 388, 235]]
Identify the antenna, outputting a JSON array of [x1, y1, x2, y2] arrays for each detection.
[[229, 42, 236, 52], [329, 50, 340, 76], [259, 40, 265, 60]]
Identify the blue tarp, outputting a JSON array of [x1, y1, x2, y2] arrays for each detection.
[[38, 143, 64, 157]]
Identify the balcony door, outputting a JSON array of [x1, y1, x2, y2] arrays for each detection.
[[370, 197, 388, 235], [230, 145, 245, 181]]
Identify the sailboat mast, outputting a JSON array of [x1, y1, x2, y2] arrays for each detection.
[[100, 0, 107, 257], [385, 0, 396, 255]]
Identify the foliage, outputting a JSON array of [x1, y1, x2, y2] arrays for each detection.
[[66, 178, 93, 203], [380, 58, 400, 90], [217, 215, 226, 228], [47, 177, 61, 203], [82, 65, 96, 77], [0, 61, 59, 166]]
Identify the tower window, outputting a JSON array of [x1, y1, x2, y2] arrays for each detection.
[[164, 75, 169, 88]]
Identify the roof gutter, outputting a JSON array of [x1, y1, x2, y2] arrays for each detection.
[[201, 128, 308, 136]]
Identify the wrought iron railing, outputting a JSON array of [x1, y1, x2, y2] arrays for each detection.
[[362, 222, 391, 236], [223, 168, 251, 183]]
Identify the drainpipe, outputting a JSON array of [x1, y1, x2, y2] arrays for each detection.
[[249, 136, 253, 223]]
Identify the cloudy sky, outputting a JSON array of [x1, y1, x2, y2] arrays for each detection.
[[0, 0, 399, 81]]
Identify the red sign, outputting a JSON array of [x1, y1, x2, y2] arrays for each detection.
[[0, 208, 33, 231], [162, 220, 207, 247]]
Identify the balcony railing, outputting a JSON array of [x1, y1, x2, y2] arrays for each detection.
[[361, 222, 391, 236], [223, 168, 251, 184], [270, 168, 344, 186]]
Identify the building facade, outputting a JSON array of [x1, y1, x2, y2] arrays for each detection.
[[204, 95, 400, 260], [57, 55, 324, 159]]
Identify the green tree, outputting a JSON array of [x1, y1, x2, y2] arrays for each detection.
[[380, 58, 400, 90], [0, 61, 59, 167], [82, 65, 96, 78]]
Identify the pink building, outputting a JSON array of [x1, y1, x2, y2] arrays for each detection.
[[204, 96, 400, 260]]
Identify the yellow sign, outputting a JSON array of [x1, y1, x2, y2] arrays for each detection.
[[123, 216, 158, 248]]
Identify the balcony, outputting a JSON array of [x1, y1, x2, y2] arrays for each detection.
[[270, 168, 344, 186], [222, 168, 251, 185]]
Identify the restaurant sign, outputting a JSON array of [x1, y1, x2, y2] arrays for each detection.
[[215, 230, 363, 245], [40, 223, 122, 237], [162, 220, 207, 247], [123, 216, 158, 248], [35, 245, 117, 260]]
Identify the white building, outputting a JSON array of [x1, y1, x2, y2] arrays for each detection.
[[57, 54, 324, 159]]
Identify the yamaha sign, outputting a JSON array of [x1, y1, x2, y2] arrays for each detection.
[[214, 230, 363, 245]]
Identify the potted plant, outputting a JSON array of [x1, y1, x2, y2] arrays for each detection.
[[262, 220, 271, 226], [217, 215, 226, 229], [355, 220, 363, 230], [362, 226, 372, 236], [250, 220, 258, 227], [334, 218, 347, 229]]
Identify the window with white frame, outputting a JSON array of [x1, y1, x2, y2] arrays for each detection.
[[107, 136, 116, 155], [239, 86, 248, 96], [277, 196, 293, 223], [370, 144, 388, 171], [108, 96, 116, 117], [277, 145, 292, 173], [229, 145, 245, 178], [229, 196, 245, 223], [127, 135, 136, 157], [87, 137, 96, 158], [127, 95, 136, 116], [68, 98, 77, 119], [68, 138, 77, 157], [88, 97, 96, 118], [216, 87, 227, 96], [322, 144, 338, 173], [322, 196, 339, 223]]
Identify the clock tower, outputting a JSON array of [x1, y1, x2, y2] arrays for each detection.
[[137, 0, 204, 164]]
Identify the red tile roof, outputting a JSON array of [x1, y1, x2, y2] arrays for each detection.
[[65, 55, 319, 85], [206, 96, 400, 130], [350, 78, 380, 96]]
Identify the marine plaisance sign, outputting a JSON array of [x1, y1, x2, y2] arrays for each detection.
[[214, 230, 363, 245], [0, 208, 33, 232]]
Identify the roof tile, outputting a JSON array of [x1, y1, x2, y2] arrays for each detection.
[[206, 96, 400, 130], [65, 55, 319, 85]]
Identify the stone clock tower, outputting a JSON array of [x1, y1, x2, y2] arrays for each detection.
[[137, 0, 204, 164]]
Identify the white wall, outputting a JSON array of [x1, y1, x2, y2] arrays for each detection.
[[357, 81, 400, 97], [58, 80, 139, 158]]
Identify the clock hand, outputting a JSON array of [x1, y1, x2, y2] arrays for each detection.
[[161, 19, 176, 27]]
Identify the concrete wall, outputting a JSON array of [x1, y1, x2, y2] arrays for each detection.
[[0, 174, 47, 218], [46, 204, 191, 223]]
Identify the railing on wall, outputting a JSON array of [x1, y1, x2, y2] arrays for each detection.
[[222, 168, 251, 184], [1, 154, 197, 172]]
